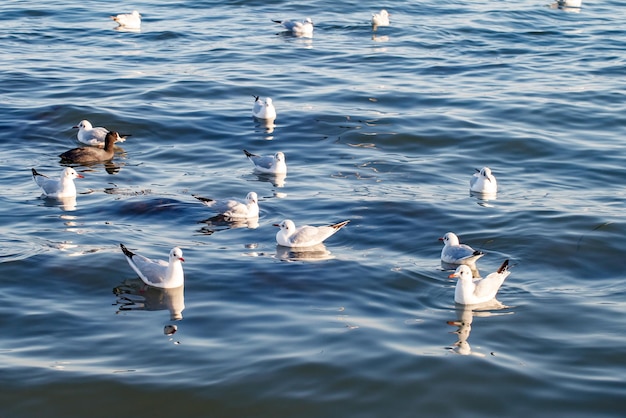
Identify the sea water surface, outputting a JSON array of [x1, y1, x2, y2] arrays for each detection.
[[1, 0, 625, 417]]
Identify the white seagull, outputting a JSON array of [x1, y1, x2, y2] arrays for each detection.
[[193, 191, 259, 219], [120, 244, 184, 289], [32, 167, 83, 198], [439, 232, 485, 265], [272, 17, 314, 37], [73, 120, 129, 147], [449, 260, 510, 305], [470, 167, 498, 194], [111, 10, 142, 29], [252, 96, 277, 120], [243, 149, 287, 174], [274, 219, 350, 248], [372, 9, 390, 27]]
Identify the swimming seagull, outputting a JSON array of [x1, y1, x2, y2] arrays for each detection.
[[252, 96, 277, 120], [450, 260, 510, 305], [470, 167, 498, 194], [272, 17, 314, 37], [120, 244, 185, 289], [371, 9, 390, 27], [111, 10, 142, 29], [243, 149, 287, 174], [274, 219, 350, 248], [60, 131, 122, 163], [439, 232, 485, 265], [193, 191, 259, 219], [73, 120, 130, 146], [31, 167, 83, 198]]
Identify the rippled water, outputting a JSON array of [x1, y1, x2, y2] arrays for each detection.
[[1, 1, 625, 417]]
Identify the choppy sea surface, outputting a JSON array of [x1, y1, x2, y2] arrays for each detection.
[[1, 0, 625, 416]]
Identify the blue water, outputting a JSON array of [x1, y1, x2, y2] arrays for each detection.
[[1, 1, 625, 416]]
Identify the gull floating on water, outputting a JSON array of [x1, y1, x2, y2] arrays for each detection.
[[243, 149, 287, 174], [450, 260, 510, 305], [372, 9, 390, 27], [193, 191, 259, 219], [252, 96, 277, 120], [32, 167, 83, 198], [274, 219, 350, 248], [60, 131, 122, 163], [439, 232, 485, 265], [73, 120, 129, 147], [470, 167, 498, 194], [120, 244, 184, 289], [272, 17, 314, 37], [111, 10, 142, 29]]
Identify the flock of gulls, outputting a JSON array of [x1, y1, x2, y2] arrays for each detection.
[[31, 8, 517, 310]]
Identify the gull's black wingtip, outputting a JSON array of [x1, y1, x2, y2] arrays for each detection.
[[120, 243, 134, 258]]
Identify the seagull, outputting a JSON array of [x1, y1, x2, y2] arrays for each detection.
[[111, 10, 142, 29], [73, 120, 130, 147], [449, 260, 510, 305], [372, 9, 390, 27], [274, 219, 350, 248], [193, 191, 259, 219], [120, 244, 184, 289], [470, 167, 498, 194], [252, 96, 277, 120], [60, 131, 121, 163], [439, 232, 485, 265], [31, 167, 83, 198], [243, 149, 287, 174], [272, 17, 314, 37]]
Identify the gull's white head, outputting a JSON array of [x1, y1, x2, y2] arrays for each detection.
[[63, 167, 84, 180], [305, 17, 313, 25], [246, 192, 258, 205], [169, 247, 184, 263], [265, 98, 273, 106], [275, 152, 285, 162], [74, 120, 92, 130], [480, 167, 493, 180], [277, 219, 296, 233], [439, 232, 460, 247], [449, 265, 473, 281]]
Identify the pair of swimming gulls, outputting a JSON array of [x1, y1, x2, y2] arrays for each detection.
[[440, 231, 511, 305], [120, 220, 350, 288], [272, 9, 391, 37]]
